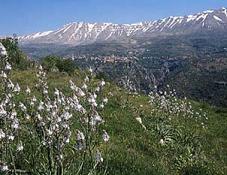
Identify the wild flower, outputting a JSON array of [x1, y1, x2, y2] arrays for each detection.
[[0, 49, 110, 174], [16, 141, 24, 151], [19, 102, 27, 112], [89, 67, 93, 73], [0, 129, 6, 139], [100, 80, 106, 87], [0, 71, 7, 78], [103, 97, 108, 103], [149, 86, 208, 126], [102, 130, 110, 142], [84, 76, 89, 82], [95, 150, 103, 163], [76, 130, 86, 151], [8, 135, 15, 141], [5, 62, 12, 70], [159, 139, 165, 146], [135, 117, 147, 130], [100, 103, 104, 109], [1, 165, 9, 172], [0, 42, 7, 57], [82, 83, 88, 90], [25, 86, 31, 94]]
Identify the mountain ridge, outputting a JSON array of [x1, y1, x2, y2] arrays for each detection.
[[19, 7, 227, 46]]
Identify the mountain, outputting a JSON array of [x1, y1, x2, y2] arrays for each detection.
[[19, 7, 227, 46], [19, 7, 227, 107]]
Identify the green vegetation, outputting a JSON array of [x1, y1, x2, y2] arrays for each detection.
[[41, 55, 76, 74], [1, 38, 227, 174], [1, 37, 30, 70], [5, 69, 227, 175]]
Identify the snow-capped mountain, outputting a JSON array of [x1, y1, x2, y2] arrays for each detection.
[[19, 7, 227, 45]]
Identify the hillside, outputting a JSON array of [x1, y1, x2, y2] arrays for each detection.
[[1, 40, 227, 174], [4, 68, 227, 175], [21, 33, 227, 107]]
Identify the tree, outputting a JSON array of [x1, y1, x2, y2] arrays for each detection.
[[0, 37, 30, 70], [41, 55, 76, 74]]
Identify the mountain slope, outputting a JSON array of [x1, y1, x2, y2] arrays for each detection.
[[19, 7, 227, 46], [19, 7, 227, 107]]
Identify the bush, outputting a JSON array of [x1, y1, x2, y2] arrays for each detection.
[[0, 37, 30, 70], [41, 55, 76, 74]]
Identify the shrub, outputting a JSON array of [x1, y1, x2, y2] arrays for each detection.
[[0, 37, 30, 70], [41, 55, 76, 74]]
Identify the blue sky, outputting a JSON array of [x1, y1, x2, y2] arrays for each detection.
[[1, 0, 227, 36]]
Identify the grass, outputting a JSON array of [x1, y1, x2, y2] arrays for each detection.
[[4, 69, 227, 175]]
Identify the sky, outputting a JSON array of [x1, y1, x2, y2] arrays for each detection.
[[1, 0, 227, 36]]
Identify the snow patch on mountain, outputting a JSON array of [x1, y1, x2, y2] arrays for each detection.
[[19, 7, 227, 46]]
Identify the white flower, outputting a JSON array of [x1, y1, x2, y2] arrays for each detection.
[[38, 101, 44, 111], [5, 62, 12, 70], [8, 135, 15, 141], [12, 120, 19, 129], [103, 98, 108, 103], [0, 42, 7, 57], [19, 102, 27, 112], [95, 150, 103, 163], [77, 89, 85, 97], [32, 96, 37, 102], [62, 112, 72, 120], [39, 65, 43, 70], [17, 142, 24, 151], [88, 96, 97, 107], [159, 139, 165, 146], [65, 138, 70, 143], [76, 131, 86, 150], [90, 114, 103, 126], [58, 154, 63, 160], [46, 129, 53, 136], [25, 114, 31, 120], [136, 117, 146, 130], [43, 89, 48, 94], [54, 88, 60, 96], [102, 130, 110, 142], [37, 114, 42, 121], [136, 117, 143, 124], [89, 67, 93, 73], [69, 80, 77, 91], [82, 84, 88, 90], [0, 106, 7, 116], [93, 93, 97, 99], [14, 83, 21, 92], [1, 165, 9, 172], [100, 80, 106, 86], [25, 86, 31, 94], [57, 117, 62, 122], [77, 131, 85, 141], [100, 103, 104, 109], [11, 111, 17, 118], [0, 129, 6, 139], [7, 80, 14, 89], [0, 71, 7, 78], [95, 86, 100, 92], [84, 76, 89, 82]]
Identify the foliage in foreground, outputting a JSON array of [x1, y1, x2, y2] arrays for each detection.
[[0, 47, 110, 174]]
